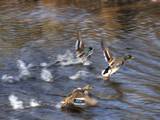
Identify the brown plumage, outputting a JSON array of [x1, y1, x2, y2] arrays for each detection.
[[61, 85, 97, 110]]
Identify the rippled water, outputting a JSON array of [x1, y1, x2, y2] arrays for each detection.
[[0, 0, 160, 120]]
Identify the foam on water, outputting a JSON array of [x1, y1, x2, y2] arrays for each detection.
[[8, 94, 24, 110], [40, 62, 54, 82], [69, 70, 90, 80], [56, 50, 91, 66], [17, 60, 31, 78]]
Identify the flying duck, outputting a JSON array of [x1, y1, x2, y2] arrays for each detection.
[[101, 40, 134, 80], [75, 31, 93, 63]]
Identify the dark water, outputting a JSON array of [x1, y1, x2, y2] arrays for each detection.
[[0, 0, 160, 120]]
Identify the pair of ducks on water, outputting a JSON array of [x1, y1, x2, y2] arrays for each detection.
[[61, 32, 134, 111]]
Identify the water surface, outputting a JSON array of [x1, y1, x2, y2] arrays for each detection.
[[0, 0, 160, 120]]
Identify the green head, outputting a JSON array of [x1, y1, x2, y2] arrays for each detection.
[[124, 55, 134, 61], [84, 47, 93, 52], [84, 47, 93, 56], [88, 47, 93, 51]]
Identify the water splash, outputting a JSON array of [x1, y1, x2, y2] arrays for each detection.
[[56, 50, 80, 66], [40, 62, 48, 67], [29, 99, 40, 107], [82, 60, 92, 66], [8, 94, 41, 110], [56, 50, 91, 66], [1, 74, 19, 83], [17, 60, 31, 78], [69, 70, 90, 80], [1, 60, 33, 83], [8, 94, 24, 110], [55, 102, 62, 109], [40, 62, 54, 82]]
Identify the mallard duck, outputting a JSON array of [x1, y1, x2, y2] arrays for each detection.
[[61, 85, 97, 110], [101, 40, 134, 80], [75, 31, 93, 62]]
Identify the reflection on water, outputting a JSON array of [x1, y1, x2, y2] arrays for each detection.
[[0, 0, 160, 120]]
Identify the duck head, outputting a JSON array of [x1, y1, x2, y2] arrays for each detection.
[[88, 47, 93, 51], [124, 55, 134, 61], [84, 47, 93, 55]]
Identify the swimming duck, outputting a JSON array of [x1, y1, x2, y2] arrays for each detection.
[[75, 31, 93, 62], [61, 85, 97, 111], [101, 40, 134, 80]]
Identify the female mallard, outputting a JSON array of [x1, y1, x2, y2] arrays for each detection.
[[101, 40, 134, 80], [75, 31, 93, 62], [61, 85, 97, 110]]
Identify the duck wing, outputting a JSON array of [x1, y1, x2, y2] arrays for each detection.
[[101, 40, 113, 63], [110, 58, 124, 68], [75, 31, 85, 52]]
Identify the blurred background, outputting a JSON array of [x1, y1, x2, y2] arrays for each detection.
[[0, 0, 160, 120]]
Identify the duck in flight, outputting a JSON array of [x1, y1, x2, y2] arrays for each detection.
[[101, 40, 134, 80], [75, 31, 93, 63]]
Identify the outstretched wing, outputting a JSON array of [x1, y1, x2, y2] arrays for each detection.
[[75, 31, 85, 52], [110, 58, 124, 68], [101, 40, 113, 63]]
